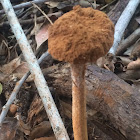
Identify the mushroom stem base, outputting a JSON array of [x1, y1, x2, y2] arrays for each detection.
[[71, 63, 88, 140]]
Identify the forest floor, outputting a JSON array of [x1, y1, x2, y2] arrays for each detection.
[[0, 0, 140, 140]]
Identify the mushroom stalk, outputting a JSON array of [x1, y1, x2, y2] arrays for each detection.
[[71, 63, 88, 140], [48, 5, 114, 140]]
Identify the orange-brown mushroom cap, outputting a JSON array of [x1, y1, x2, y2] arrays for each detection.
[[48, 5, 114, 64]]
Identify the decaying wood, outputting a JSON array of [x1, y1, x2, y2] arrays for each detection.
[[44, 64, 140, 140], [108, 0, 129, 24], [116, 27, 140, 56]]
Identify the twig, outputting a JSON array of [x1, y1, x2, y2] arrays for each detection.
[[116, 27, 140, 55], [0, 0, 70, 140], [0, 0, 49, 14], [108, 0, 129, 24], [31, 2, 53, 25], [0, 51, 49, 125], [109, 0, 140, 55], [0, 12, 62, 27], [100, 0, 117, 11]]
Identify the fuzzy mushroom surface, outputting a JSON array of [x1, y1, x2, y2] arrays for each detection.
[[48, 5, 114, 140], [48, 5, 114, 64]]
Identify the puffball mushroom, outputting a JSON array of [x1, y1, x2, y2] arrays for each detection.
[[48, 5, 114, 140]]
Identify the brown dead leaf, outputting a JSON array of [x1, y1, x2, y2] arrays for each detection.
[[17, 115, 31, 135], [113, 56, 131, 73], [29, 121, 52, 140], [0, 117, 18, 140], [96, 53, 115, 72], [105, 0, 114, 4], [116, 56, 132, 66], [60, 100, 72, 119], [35, 23, 50, 49], [131, 39, 140, 59], [135, 16, 140, 24], [127, 58, 140, 70], [0, 34, 9, 65], [31, 22, 44, 36], [45, 1, 74, 9], [13, 62, 29, 74], [35, 137, 56, 140], [27, 94, 48, 127], [0, 72, 7, 82], [117, 69, 140, 80], [0, 56, 30, 82], [45, 1, 59, 8], [0, 57, 21, 74], [7, 73, 33, 82], [132, 79, 140, 92]]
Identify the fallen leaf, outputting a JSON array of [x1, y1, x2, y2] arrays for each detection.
[[116, 56, 132, 66], [135, 16, 140, 24], [0, 57, 21, 74], [131, 39, 140, 59], [0, 72, 7, 82], [127, 58, 140, 70], [0, 83, 3, 95], [0, 117, 18, 140], [96, 53, 115, 72], [45, 1, 59, 8], [17, 114, 31, 135], [0, 34, 9, 65], [27, 94, 48, 126], [60, 100, 72, 119], [13, 62, 29, 74], [29, 121, 52, 140], [105, 0, 114, 4], [35, 137, 56, 140], [35, 23, 50, 49], [31, 22, 44, 36]]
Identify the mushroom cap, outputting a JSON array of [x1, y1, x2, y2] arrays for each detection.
[[48, 6, 114, 63]]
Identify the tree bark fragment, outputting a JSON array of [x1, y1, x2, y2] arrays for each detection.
[[108, 0, 129, 24], [45, 64, 140, 140]]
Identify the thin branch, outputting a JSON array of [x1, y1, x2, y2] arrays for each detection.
[[0, 12, 62, 27], [31, 2, 53, 25], [100, 0, 117, 11], [0, 0, 49, 14], [109, 0, 140, 55], [116, 27, 140, 56], [0, 51, 49, 125], [0, 0, 69, 139]]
